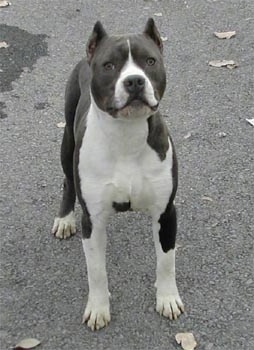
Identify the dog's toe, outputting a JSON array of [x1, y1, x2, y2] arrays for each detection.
[[82, 300, 110, 331], [156, 294, 184, 320], [52, 211, 76, 239]]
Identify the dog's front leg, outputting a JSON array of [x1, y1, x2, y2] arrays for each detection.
[[152, 204, 184, 320], [81, 212, 110, 331]]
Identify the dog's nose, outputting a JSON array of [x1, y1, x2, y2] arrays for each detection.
[[123, 75, 145, 94]]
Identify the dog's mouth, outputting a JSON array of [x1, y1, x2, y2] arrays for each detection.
[[121, 95, 159, 111], [126, 98, 158, 111], [107, 96, 159, 117]]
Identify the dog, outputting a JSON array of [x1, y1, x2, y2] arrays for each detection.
[[52, 18, 184, 330]]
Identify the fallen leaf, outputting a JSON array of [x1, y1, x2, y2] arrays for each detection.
[[175, 333, 197, 350], [218, 131, 227, 137], [227, 63, 238, 70], [0, 41, 9, 48], [154, 12, 162, 17], [184, 132, 192, 140], [57, 121, 66, 128], [246, 118, 254, 126], [161, 36, 168, 42], [0, 0, 11, 7], [14, 338, 41, 350], [202, 196, 213, 202], [209, 60, 237, 69], [214, 31, 236, 39]]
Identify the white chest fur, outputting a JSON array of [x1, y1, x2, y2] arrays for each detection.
[[78, 103, 173, 218]]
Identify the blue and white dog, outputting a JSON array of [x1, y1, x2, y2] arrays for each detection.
[[52, 18, 184, 330]]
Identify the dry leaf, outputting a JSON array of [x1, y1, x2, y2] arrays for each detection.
[[57, 122, 66, 128], [246, 118, 254, 126], [14, 338, 41, 350], [218, 132, 227, 138], [202, 196, 213, 202], [227, 63, 238, 70], [214, 31, 236, 39], [161, 36, 168, 42], [154, 12, 162, 17], [0, 0, 11, 7], [209, 60, 237, 69], [184, 132, 192, 140], [175, 333, 197, 350], [0, 41, 9, 48]]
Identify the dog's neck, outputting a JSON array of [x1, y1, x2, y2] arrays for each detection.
[[87, 95, 150, 159]]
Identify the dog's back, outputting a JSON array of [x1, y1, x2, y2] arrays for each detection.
[[64, 59, 91, 132]]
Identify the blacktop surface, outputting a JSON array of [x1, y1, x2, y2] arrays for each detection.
[[0, 1, 253, 349]]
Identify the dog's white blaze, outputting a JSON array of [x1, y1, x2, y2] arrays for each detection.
[[114, 39, 158, 110]]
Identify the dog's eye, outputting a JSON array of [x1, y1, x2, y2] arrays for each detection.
[[146, 57, 156, 66], [104, 62, 115, 71]]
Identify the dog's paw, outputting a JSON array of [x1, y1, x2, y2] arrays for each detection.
[[156, 293, 184, 320], [51, 211, 76, 239], [82, 300, 111, 331]]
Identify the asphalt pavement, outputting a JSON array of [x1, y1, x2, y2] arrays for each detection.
[[0, 1, 253, 349]]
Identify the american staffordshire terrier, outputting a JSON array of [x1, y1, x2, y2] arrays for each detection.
[[52, 18, 184, 330]]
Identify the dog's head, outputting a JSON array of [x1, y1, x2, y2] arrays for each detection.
[[87, 19, 166, 119]]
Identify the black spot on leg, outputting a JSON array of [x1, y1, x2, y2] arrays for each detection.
[[158, 204, 177, 253], [112, 201, 131, 212], [81, 204, 92, 239], [157, 133, 178, 253]]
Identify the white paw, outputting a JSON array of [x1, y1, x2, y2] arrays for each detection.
[[156, 293, 184, 320], [82, 299, 110, 331], [51, 211, 76, 239]]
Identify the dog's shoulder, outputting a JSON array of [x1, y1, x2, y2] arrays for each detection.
[[147, 112, 171, 161]]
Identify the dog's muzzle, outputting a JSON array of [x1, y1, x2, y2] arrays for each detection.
[[108, 73, 159, 117], [123, 74, 158, 110]]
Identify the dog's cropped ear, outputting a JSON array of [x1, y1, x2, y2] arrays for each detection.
[[86, 21, 107, 64], [143, 18, 163, 53]]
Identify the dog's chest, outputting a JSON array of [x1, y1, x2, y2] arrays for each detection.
[[78, 109, 172, 213], [109, 156, 154, 210]]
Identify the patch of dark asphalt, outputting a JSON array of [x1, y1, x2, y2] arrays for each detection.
[[0, 24, 49, 117], [0, 102, 8, 119], [34, 101, 50, 110]]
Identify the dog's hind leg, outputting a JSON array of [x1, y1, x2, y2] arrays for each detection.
[[52, 125, 76, 239], [52, 68, 81, 239], [152, 203, 184, 320]]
